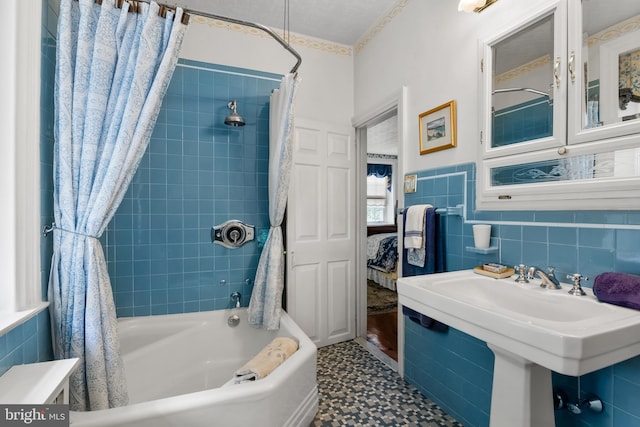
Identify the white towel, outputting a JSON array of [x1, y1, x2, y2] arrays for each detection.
[[403, 204, 431, 249]]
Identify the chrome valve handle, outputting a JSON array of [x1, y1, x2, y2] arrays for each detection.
[[567, 273, 588, 296], [514, 264, 529, 284]]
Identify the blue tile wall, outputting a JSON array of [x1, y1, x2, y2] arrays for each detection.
[[0, 0, 57, 377], [404, 162, 640, 427], [492, 97, 552, 147], [105, 59, 282, 318], [405, 319, 493, 426], [0, 311, 54, 377]]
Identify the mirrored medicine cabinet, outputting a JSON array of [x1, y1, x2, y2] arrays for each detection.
[[478, 0, 640, 210]]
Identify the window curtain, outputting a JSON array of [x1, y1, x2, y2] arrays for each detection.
[[366, 175, 387, 206], [367, 163, 392, 190], [49, 0, 187, 411], [248, 73, 300, 330]]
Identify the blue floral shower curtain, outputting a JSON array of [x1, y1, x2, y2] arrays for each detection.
[[49, 0, 187, 411], [248, 73, 300, 330]]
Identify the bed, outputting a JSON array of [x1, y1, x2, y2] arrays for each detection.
[[367, 226, 398, 291]]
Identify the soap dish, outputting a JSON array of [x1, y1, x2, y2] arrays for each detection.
[[473, 266, 515, 279]]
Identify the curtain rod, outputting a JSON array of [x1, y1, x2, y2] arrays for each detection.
[[134, 0, 302, 73]]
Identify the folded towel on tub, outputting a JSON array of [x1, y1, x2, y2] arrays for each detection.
[[593, 272, 640, 310], [234, 337, 299, 383]]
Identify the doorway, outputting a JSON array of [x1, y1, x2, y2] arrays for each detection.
[[361, 111, 400, 363], [354, 87, 407, 371]]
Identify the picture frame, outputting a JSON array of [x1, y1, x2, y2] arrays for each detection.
[[418, 100, 457, 155], [404, 174, 417, 193]]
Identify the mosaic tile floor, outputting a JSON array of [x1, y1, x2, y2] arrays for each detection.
[[313, 340, 464, 426]]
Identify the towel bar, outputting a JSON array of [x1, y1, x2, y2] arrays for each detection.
[[397, 204, 464, 217]]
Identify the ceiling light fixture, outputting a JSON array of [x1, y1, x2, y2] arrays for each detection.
[[458, 0, 498, 13]]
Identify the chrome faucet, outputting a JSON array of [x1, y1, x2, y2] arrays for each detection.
[[231, 291, 241, 308], [528, 266, 562, 289]]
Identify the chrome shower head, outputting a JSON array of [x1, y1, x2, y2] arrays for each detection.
[[224, 100, 245, 127]]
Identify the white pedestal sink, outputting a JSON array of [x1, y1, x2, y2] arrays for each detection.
[[398, 270, 640, 427]]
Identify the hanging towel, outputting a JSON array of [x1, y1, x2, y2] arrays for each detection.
[[404, 205, 431, 248], [402, 207, 445, 277], [593, 272, 640, 310], [234, 337, 299, 383], [404, 205, 432, 268]]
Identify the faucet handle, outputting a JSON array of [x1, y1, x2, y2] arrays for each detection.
[[514, 264, 529, 284], [566, 273, 588, 296]]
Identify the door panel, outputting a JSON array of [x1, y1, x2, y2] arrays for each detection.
[[293, 164, 320, 241], [327, 260, 351, 339], [287, 118, 356, 347], [289, 263, 321, 341], [327, 166, 349, 239]]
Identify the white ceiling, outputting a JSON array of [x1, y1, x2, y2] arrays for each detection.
[[177, 0, 398, 46], [367, 115, 398, 156]]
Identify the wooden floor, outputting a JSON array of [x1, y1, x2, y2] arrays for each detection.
[[366, 310, 398, 361]]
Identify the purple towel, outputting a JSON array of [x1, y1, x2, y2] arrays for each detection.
[[593, 272, 640, 310]]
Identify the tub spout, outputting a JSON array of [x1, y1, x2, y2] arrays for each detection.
[[231, 291, 241, 308]]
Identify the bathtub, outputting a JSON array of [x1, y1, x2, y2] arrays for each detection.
[[70, 308, 318, 427]]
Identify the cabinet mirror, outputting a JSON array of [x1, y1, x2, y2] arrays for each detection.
[[491, 14, 555, 150], [478, 0, 640, 210], [574, 0, 640, 135]]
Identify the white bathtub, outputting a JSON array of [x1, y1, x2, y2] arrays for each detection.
[[70, 309, 318, 427]]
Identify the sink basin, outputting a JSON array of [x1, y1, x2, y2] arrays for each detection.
[[398, 269, 640, 375], [398, 269, 640, 427]]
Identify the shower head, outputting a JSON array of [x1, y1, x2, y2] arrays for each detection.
[[224, 100, 245, 127]]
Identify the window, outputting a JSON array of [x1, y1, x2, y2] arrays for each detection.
[[367, 175, 388, 223], [0, 1, 46, 333], [362, 110, 398, 225], [366, 163, 394, 224]]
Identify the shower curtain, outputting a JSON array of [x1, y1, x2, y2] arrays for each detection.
[[49, 0, 187, 411], [248, 73, 300, 330]]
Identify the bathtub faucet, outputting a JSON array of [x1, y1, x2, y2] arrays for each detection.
[[231, 292, 241, 308]]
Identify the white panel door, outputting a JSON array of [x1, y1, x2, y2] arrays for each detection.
[[287, 118, 356, 347]]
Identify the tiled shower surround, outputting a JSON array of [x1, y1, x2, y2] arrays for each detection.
[[104, 59, 282, 317], [403, 163, 640, 427]]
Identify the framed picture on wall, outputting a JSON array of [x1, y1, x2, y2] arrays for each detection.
[[418, 100, 457, 155], [404, 174, 417, 193]]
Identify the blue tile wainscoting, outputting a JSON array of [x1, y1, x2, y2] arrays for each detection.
[[104, 59, 282, 318], [0, 312, 53, 377], [403, 162, 640, 427]]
